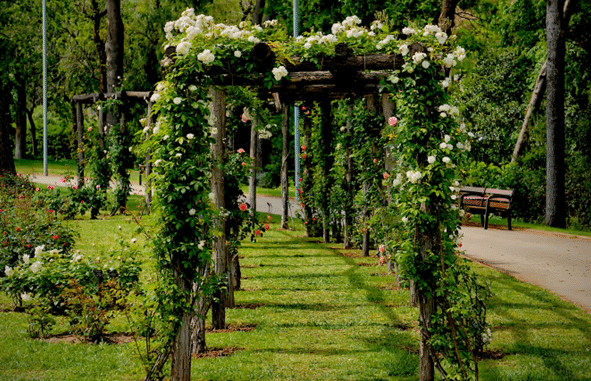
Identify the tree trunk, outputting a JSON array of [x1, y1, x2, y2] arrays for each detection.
[[105, 0, 124, 128], [170, 261, 193, 381], [210, 87, 228, 330], [513, 0, 573, 163], [252, 0, 266, 25], [0, 91, 16, 175], [91, 0, 108, 93], [512, 62, 547, 162], [438, 0, 459, 35], [26, 108, 37, 157], [15, 81, 27, 159], [545, 0, 566, 228], [76, 102, 85, 188], [281, 105, 290, 229], [249, 121, 258, 215]]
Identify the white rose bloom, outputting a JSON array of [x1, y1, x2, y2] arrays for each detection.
[[175, 153, 182, 157], [447, 143, 453, 150], [234, 50, 242, 58], [143, 126, 150, 134], [402, 217, 409, 224], [187, 133, 194, 139], [30, 261, 42, 273], [4, 266, 13, 277], [150, 93, 160, 103], [23, 254, 30, 264], [131, 238, 137, 243], [189, 85, 197, 91], [210, 127, 218, 135], [340, 126, 346, 132], [440, 112, 447, 118], [153, 127, 159, 134], [442, 79, 450, 88], [34, 245, 45, 256], [198, 240, 206, 250], [468, 132, 475, 138], [444, 135, 451, 142], [304, 42, 312, 50], [454, 46, 466, 61], [176, 41, 191, 56], [443, 156, 451, 164], [173, 97, 182, 105], [422, 60, 430, 69], [412, 53, 427, 65], [21, 293, 32, 302], [189, 208, 196, 215], [208, 192, 215, 201], [456, 142, 464, 149], [428, 156, 436, 164], [402, 27, 416, 35], [163, 135, 169, 140], [154, 159, 162, 166], [440, 142, 448, 149], [443, 53, 457, 68], [435, 31, 448, 44], [399, 44, 409, 56]]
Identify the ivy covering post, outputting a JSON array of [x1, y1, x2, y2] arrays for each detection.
[[249, 120, 258, 216]]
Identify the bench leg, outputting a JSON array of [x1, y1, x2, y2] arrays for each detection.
[[508, 213, 512, 230], [480, 214, 485, 227]]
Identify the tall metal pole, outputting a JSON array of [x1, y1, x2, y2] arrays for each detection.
[[293, 0, 301, 202], [42, 0, 48, 176]]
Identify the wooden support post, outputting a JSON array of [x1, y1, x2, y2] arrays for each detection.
[[249, 120, 258, 215], [210, 87, 229, 330], [281, 105, 290, 229], [344, 101, 354, 249], [320, 101, 333, 244], [76, 102, 85, 188]]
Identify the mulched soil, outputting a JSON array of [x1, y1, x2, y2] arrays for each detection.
[[44, 332, 135, 345], [234, 302, 265, 309], [207, 324, 257, 333], [193, 346, 244, 359]]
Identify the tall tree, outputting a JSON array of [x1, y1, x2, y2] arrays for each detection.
[[105, 0, 124, 127], [545, 0, 567, 227]]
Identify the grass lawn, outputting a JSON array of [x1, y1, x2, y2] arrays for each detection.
[[1, 207, 591, 380]]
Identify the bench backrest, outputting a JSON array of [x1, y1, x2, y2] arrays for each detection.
[[485, 188, 515, 200], [460, 186, 486, 196]]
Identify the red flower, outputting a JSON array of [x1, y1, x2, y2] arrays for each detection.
[[255, 230, 261, 235], [237, 148, 245, 154], [48, 209, 54, 213], [301, 145, 307, 151], [301, 106, 306, 111], [380, 256, 386, 265], [16, 227, 21, 232], [3, 241, 7, 246], [265, 224, 270, 230], [267, 215, 272, 220], [81, 200, 84, 204], [52, 235, 59, 240], [373, 159, 377, 164], [241, 162, 247, 166], [383, 172, 390, 180], [302, 154, 307, 159], [305, 221, 308, 225], [388, 116, 398, 127], [458, 242, 463, 248], [239, 203, 248, 212], [72, 185, 77, 190], [26, 244, 32, 248], [299, 177, 302, 182], [312, 217, 316, 221]]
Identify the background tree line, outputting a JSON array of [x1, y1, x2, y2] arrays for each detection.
[[1, 0, 590, 228]]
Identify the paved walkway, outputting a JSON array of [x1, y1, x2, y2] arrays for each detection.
[[461, 225, 591, 312], [24, 172, 591, 312]]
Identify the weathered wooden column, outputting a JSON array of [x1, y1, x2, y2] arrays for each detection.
[[280, 105, 290, 229], [301, 113, 319, 237], [249, 119, 258, 215], [75, 101, 85, 188], [210, 87, 229, 330]]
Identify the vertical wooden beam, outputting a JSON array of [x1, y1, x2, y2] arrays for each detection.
[[210, 87, 228, 330], [320, 101, 333, 243], [281, 105, 290, 229], [343, 101, 354, 249], [76, 102, 85, 188]]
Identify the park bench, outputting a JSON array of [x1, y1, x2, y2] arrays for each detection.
[[459, 187, 515, 230]]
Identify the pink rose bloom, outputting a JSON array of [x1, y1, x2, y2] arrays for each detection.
[[388, 116, 398, 126]]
